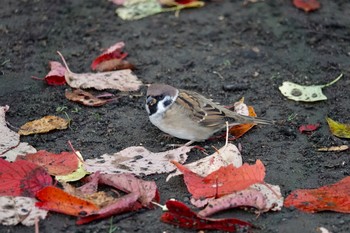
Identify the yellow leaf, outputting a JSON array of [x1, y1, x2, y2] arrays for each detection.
[[326, 117, 350, 139], [56, 152, 89, 182], [18, 116, 69, 136]]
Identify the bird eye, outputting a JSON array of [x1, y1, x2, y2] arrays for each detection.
[[146, 96, 157, 106]]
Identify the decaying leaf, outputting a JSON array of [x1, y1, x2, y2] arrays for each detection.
[[17, 150, 80, 176], [85, 146, 192, 175], [166, 143, 242, 181], [18, 115, 69, 136], [229, 106, 257, 139], [278, 73, 343, 102], [0, 158, 52, 197], [57, 51, 142, 91], [284, 176, 350, 213], [161, 200, 251, 232], [0, 105, 20, 155], [172, 159, 265, 199], [91, 41, 134, 72], [317, 145, 349, 152], [197, 183, 283, 216], [36, 186, 100, 216], [0, 196, 47, 226], [55, 151, 89, 182], [65, 89, 111, 107], [2, 142, 37, 162], [293, 0, 320, 12], [326, 117, 350, 139], [44, 61, 67, 85]]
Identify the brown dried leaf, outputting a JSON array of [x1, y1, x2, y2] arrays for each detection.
[[65, 89, 108, 107], [18, 116, 69, 136]]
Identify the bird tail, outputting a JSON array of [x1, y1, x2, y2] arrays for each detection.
[[232, 114, 275, 125]]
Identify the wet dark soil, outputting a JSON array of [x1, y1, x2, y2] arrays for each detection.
[[1, 0, 350, 232]]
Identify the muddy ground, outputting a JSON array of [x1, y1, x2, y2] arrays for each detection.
[[1, 0, 350, 232]]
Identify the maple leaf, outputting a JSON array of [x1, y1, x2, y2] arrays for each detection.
[[91, 41, 134, 72], [84, 146, 192, 175], [35, 186, 99, 216], [17, 150, 79, 176], [284, 176, 350, 213], [0, 105, 20, 155], [0, 196, 47, 226], [161, 200, 251, 232], [57, 51, 142, 91], [0, 158, 52, 197], [172, 159, 265, 199]]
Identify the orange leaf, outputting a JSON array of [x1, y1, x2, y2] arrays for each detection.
[[284, 176, 350, 213], [292, 0, 320, 12], [172, 159, 265, 199], [36, 186, 99, 216], [229, 106, 257, 139]]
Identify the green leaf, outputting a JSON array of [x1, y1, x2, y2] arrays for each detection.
[[278, 73, 343, 102], [326, 117, 350, 139]]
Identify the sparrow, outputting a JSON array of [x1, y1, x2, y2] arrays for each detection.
[[145, 84, 273, 145]]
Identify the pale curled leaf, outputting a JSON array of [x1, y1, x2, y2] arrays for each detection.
[[0, 196, 47, 226], [18, 115, 69, 136], [116, 0, 163, 20], [85, 146, 192, 175], [57, 51, 142, 91], [278, 73, 343, 102], [166, 143, 242, 181], [2, 142, 37, 162], [317, 145, 349, 152], [0, 105, 20, 155]]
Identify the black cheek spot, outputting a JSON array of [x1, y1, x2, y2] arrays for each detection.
[[148, 104, 158, 116], [163, 99, 172, 107]]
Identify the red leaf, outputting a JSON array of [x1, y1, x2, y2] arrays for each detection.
[[76, 193, 142, 224], [44, 61, 67, 85], [284, 176, 350, 213], [161, 200, 252, 232], [293, 0, 320, 12], [17, 150, 79, 176], [91, 42, 132, 72], [0, 158, 52, 197], [172, 159, 265, 199], [298, 123, 320, 134], [35, 186, 99, 216]]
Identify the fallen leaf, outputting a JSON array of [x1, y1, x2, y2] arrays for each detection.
[[0, 105, 20, 155], [326, 117, 350, 139], [2, 142, 37, 162], [293, 0, 320, 12], [76, 193, 142, 224], [65, 89, 110, 107], [85, 173, 159, 206], [161, 200, 252, 232], [85, 146, 192, 175], [91, 41, 134, 72], [0, 158, 52, 197], [278, 73, 343, 102], [317, 145, 349, 152], [166, 143, 242, 181], [284, 176, 350, 213], [17, 150, 79, 176], [35, 186, 99, 216], [229, 106, 257, 139], [18, 115, 69, 136], [0, 196, 47, 226], [198, 183, 283, 216], [44, 61, 67, 85], [55, 151, 89, 182], [299, 123, 320, 134], [116, 0, 164, 20], [173, 159, 265, 199], [58, 52, 142, 91]]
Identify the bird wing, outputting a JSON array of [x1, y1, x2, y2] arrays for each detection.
[[176, 90, 227, 128]]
